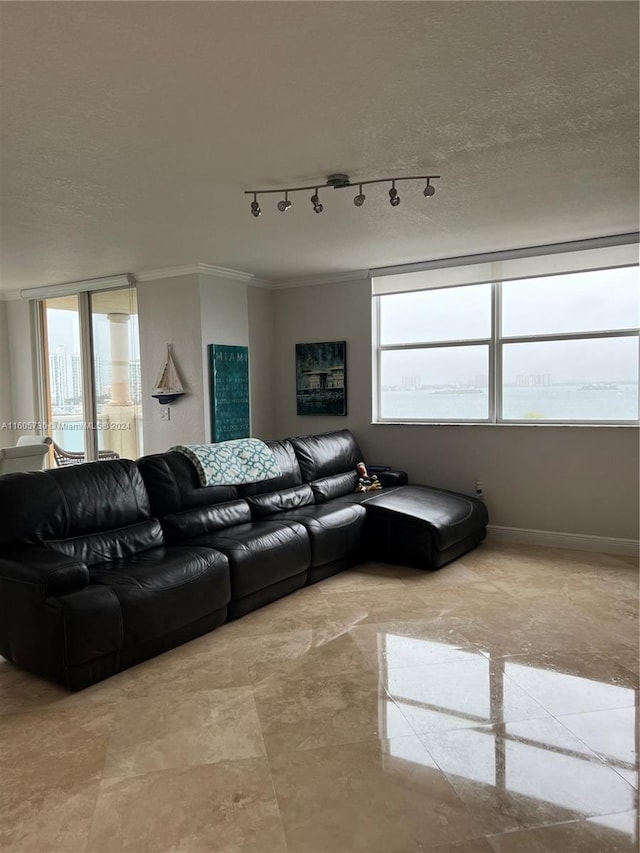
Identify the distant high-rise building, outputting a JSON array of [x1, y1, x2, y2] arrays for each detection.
[[48, 351, 66, 407], [129, 360, 142, 403], [401, 375, 421, 390], [515, 374, 552, 387]]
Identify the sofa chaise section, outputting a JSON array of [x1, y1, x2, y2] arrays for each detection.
[[286, 429, 488, 570]]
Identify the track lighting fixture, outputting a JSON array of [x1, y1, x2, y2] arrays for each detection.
[[245, 173, 440, 217], [424, 179, 436, 197], [277, 192, 292, 212], [250, 193, 261, 217], [310, 191, 323, 214]]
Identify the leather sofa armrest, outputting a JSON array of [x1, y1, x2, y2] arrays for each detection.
[[376, 469, 409, 488], [0, 548, 90, 596]]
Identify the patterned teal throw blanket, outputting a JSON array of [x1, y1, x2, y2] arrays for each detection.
[[171, 438, 281, 486]]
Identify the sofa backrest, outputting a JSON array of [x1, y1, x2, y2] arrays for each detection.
[[237, 440, 303, 497], [289, 430, 362, 501], [137, 451, 239, 517], [0, 459, 152, 551]]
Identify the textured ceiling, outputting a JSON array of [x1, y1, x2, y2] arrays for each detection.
[[0, 1, 638, 291]]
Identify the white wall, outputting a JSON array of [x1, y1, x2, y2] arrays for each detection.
[[273, 277, 640, 541], [0, 300, 15, 446], [139, 272, 271, 454], [6, 299, 38, 444], [199, 274, 249, 442], [247, 285, 275, 439], [138, 274, 206, 455]]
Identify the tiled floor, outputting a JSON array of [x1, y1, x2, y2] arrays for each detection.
[[1, 542, 638, 852]]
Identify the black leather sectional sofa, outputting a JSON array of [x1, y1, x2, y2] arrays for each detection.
[[0, 429, 487, 690]]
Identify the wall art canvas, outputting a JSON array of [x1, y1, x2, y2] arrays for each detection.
[[208, 344, 250, 441], [296, 341, 347, 416]]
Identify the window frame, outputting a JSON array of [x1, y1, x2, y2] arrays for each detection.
[[373, 269, 640, 427], [35, 283, 142, 461]]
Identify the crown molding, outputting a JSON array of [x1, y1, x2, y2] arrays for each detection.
[[0, 289, 23, 301], [135, 264, 200, 281], [271, 270, 369, 290], [20, 274, 135, 300], [198, 264, 265, 283], [136, 263, 273, 285]]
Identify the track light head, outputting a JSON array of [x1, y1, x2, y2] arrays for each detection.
[[424, 180, 436, 197], [389, 184, 400, 207], [277, 196, 292, 212], [353, 185, 366, 207], [310, 192, 323, 214], [250, 199, 261, 217]]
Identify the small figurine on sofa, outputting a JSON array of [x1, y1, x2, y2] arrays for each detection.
[[356, 461, 382, 492]]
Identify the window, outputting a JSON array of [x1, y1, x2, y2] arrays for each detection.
[[39, 284, 143, 462], [373, 244, 639, 424]]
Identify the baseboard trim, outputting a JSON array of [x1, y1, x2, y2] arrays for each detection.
[[486, 525, 639, 557]]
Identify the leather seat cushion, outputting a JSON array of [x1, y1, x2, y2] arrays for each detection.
[[189, 520, 310, 600], [89, 546, 230, 646], [365, 486, 489, 552], [277, 503, 367, 567]]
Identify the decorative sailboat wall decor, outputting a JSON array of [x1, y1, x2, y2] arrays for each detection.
[[152, 344, 186, 404]]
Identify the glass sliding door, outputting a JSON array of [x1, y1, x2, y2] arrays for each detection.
[[40, 286, 143, 465], [91, 288, 143, 460], [43, 295, 88, 460]]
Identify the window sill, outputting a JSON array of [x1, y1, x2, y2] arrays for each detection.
[[372, 420, 640, 428]]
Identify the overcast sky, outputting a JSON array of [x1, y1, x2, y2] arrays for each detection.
[[380, 267, 639, 384]]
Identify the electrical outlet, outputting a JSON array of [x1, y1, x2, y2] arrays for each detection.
[[160, 406, 171, 421], [475, 480, 484, 500]]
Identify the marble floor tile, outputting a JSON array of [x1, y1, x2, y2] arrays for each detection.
[[388, 561, 489, 589], [502, 652, 638, 716], [0, 703, 115, 851], [87, 758, 287, 853], [486, 810, 639, 852], [243, 629, 373, 685], [383, 658, 552, 735], [557, 705, 639, 788], [316, 561, 409, 593], [269, 737, 489, 851], [0, 659, 74, 715], [112, 633, 251, 699], [348, 620, 482, 671], [596, 642, 640, 677], [430, 841, 495, 853], [323, 586, 452, 628], [1, 779, 102, 853], [2, 543, 639, 852], [215, 584, 350, 639], [455, 601, 636, 658], [102, 686, 265, 778], [255, 667, 415, 756], [420, 717, 638, 835]]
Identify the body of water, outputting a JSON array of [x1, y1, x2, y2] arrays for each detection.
[[381, 384, 638, 421]]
